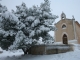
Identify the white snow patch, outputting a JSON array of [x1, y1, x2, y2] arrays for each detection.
[[0, 49, 24, 58], [0, 47, 3, 52], [68, 40, 78, 44], [48, 31, 54, 37], [29, 30, 35, 37], [37, 37, 44, 44], [40, 25, 50, 32], [27, 16, 35, 22], [2, 11, 19, 22]]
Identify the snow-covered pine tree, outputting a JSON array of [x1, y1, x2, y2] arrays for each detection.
[[0, 4, 26, 49], [9, 30, 33, 54], [28, 0, 58, 44], [0, 4, 9, 49], [14, 2, 29, 36], [9, 0, 58, 54], [14, 0, 58, 45], [0, 3, 32, 52], [38, 0, 58, 44], [9, 3, 37, 53]]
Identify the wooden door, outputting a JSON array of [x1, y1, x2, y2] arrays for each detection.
[[63, 34, 68, 44]]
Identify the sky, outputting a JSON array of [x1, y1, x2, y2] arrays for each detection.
[[0, 0, 80, 23]]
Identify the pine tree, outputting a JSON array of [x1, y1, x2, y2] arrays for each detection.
[[9, 31, 33, 54], [13, 0, 58, 45], [0, 4, 25, 49], [27, 0, 58, 43], [8, 0, 58, 54]]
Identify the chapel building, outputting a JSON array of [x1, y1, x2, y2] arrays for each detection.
[[54, 12, 80, 44]]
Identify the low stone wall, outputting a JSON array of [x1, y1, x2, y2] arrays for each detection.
[[28, 44, 74, 55], [28, 45, 45, 55]]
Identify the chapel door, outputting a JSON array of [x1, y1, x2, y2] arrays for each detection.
[[63, 34, 68, 44]]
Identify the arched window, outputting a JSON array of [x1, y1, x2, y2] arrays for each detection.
[[62, 24, 66, 29]]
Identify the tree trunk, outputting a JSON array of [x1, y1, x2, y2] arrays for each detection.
[[22, 48, 27, 55]]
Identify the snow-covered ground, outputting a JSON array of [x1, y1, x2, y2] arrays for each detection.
[[0, 44, 80, 60]]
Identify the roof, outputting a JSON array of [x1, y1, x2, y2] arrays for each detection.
[[55, 19, 80, 28], [75, 21, 80, 27], [55, 18, 73, 25]]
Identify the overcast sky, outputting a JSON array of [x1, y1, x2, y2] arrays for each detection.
[[0, 0, 80, 23]]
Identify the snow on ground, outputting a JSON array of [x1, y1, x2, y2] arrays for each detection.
[[0, 47, 3, 52], [0, 49, 24, 58], [0, 44, 80, 60]]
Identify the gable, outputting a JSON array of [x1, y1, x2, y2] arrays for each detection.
[[55, 19, 73, 27]]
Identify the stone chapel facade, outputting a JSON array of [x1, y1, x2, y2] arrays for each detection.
[[54, 12, 80, 44]]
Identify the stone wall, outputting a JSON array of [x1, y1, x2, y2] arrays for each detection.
[[28, 44, 73, 55], [75, 21, 80, 44], [55, 19, 75, 43], [28, 45, 45, 55]]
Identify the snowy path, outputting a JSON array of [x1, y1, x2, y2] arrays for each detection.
[[0, 50, 80, 60]]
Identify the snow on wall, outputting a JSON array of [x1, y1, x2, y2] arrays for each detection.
[[54, 40, 78, 44], [46, 45, 70, 50], [68, 40, 78, 44]]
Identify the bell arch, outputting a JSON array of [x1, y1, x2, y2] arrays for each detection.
[[61, 12, 66, 20]]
